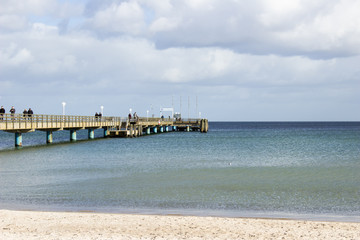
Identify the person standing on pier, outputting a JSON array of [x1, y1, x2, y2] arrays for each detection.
[[9, 106, 15, 114], [28, 108, 33, 120], [0, 106, 5, 120], [9, 106, 15, 120], [23, 109, 28, 120]]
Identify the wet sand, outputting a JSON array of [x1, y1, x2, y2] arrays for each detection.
[[1, 210, 359, 239]]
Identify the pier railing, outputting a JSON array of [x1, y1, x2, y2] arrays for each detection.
[[0, 113, 124, 131], [0, 113, 204, 132]]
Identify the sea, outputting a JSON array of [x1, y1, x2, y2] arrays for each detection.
[[0, 122, 359, 222]]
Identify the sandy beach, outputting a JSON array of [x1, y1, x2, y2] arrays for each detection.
[[0, 210, 359, 240]]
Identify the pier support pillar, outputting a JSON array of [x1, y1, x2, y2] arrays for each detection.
[[104, 128, 108, 137], [15, 132, 22, 147], [146, 127, 150, 135], [200, 119, 204, 133], [46, 131, 53, 144], [165, 126, 169, 132], [153, 127, 158, 134], [172, 126, 177, 131], [186, 126, 190, 132], [160, 126, 164, 133], [70, 130, 77, 141], [88, 129, 94, 139], [130, 125, 134, 137]]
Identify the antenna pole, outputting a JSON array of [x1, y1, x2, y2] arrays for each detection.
[[188, 96, 190, 119]]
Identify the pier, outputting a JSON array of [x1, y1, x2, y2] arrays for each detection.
[[0, 113, 208, 147]]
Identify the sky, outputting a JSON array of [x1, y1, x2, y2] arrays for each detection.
[[0, 0, 359, 121]]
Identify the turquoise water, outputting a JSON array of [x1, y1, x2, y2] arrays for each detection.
[[0, 122, 359, 221]]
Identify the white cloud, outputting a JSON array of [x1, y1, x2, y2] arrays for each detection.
[[0, 14, 28, 32], [0, 0, 56, 15], [0, 0, 83, 18], [184, 0, 216, 10], [141, 0, 173, 15], [149, 17, 179, 32], [259, 0, 304, 27], [30, 23, 59, 37], [91, 1, 145, 35], [0, 43, 33, 67], [274, 0, 360, 55]]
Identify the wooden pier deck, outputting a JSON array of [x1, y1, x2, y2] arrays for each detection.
[[0, 113, 208, 147]]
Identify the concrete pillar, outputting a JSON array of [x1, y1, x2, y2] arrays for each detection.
[[153, 127, 158, 133], [139, 125, 142, 136], [186, 126, 190, 132], [165, 126, 169, 132], [70, 130, 77, 141], [172, 126, 177, 131], [88, 129, 94, 139], [15, 132, 22, 147], [160, 126, 164, 133], [104, 128, 108, 137], [146, 127, 150, 135], [130, 125, 134, 137], [46, 131, 53, 144]]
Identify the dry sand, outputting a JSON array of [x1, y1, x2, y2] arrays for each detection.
[[1, 210, 359, 240]]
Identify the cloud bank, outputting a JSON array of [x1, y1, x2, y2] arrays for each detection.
[[0, 0, 359, 120]]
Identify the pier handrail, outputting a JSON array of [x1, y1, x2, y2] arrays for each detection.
[[0, 113, 125, 131], [0, 113, 204, 132]]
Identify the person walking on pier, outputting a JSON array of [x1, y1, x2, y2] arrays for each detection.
[[0, 106, 5, 120], [95, 112, 99, 121]]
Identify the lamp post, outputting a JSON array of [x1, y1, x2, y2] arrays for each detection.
[[62, 102, 66, 115], [146, 110, 149, 121], [100, 106, 104, 115]]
